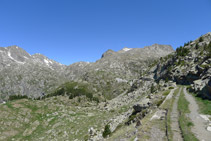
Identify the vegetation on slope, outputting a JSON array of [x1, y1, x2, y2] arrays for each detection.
[[45, 82, 99, 102], [176, 46, 190, 57], [207, 41, 211, 57]]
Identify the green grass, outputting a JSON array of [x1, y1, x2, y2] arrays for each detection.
[[5, 101, 14, 109], [0, 96, 119, 141], [169, 87, 174, 89], [178, 88, 198, 141], [193, 95, 211, 115], [163, 90, 171, 96]]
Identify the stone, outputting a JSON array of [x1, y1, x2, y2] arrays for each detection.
[[193, 79, 205, 91], [88, 127, 96, 136], [207, 126, 211, 132], [133, 104, 147, 113], [135, 120, 142, 127]]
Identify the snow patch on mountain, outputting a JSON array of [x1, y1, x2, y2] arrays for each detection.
[[44, 59, 50, 66], [122, 48, 132, 52], [7, 51, 25, 64]]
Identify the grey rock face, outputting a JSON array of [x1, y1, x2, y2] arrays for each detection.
[[0, 46, 67, 100]]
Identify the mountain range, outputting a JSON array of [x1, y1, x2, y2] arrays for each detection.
[[0, 43, 174, 101]]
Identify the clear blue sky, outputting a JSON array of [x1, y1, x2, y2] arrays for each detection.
[[0, 0, 211, 65]]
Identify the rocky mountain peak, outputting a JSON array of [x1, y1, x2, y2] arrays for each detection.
[[0, 45, 31, 64], [200, 32, 211, 42], [101, 49, 116, 58]]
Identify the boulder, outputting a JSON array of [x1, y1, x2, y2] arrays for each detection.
[[168, 81, 176, 87], [88, 127, 96, 136], [135, 120, 142, 127], [193, 79, 205, 91], [207, 126, 211, 132], [159, 80, 165, 87], [133, 104, 146, 113]]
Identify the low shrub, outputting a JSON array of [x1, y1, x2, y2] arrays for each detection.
[[103, 124, 111, 138], [9, 95, 28, 101]]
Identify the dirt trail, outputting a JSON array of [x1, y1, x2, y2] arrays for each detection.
[[171, 87, 183, 141], [183, 87, 211, 141]]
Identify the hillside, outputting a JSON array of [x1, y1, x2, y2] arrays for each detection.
[[0, 33, 211, 140]]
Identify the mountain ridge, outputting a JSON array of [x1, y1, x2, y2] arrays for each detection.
[[0, 43, 174, 101]]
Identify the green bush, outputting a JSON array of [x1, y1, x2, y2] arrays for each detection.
[[165, 77, 169, 83], [184, 42, 189, 46], [207, 42, 211, 57], [78, 97, 81, 102], [167, 66, 173, 72], [103, 124, 111, 138], [150, 84, 156, 93], [169, 87, 174, 89], [195, 43, 199, 49], [92, 97, 99, 103]]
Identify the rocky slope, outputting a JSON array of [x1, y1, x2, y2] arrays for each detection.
[[154, 32, 211, 99]]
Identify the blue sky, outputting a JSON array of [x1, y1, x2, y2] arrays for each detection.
[[0, 0, 211, 65]]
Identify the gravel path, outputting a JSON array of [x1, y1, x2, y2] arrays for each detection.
[[183, 87, 211, 141], [171, 87, 183, 141]]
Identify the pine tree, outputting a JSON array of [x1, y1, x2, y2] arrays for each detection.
[[208, 42, 211, 57], [103, 124, 111, 138], [199, 37, 203, 42]]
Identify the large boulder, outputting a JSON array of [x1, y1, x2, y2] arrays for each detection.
[[133, 98, 151, 113], [193, 79, 205, 91]]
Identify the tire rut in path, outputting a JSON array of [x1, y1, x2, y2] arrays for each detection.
[[183, 87, 211, 141], [171, 87, 183, 141]]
